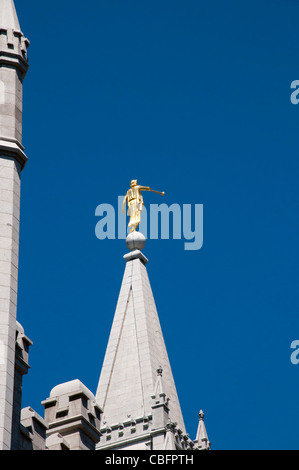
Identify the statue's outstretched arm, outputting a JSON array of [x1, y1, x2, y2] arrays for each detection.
[[139, 186, 165, 196]]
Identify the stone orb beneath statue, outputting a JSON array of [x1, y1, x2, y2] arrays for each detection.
[[126, 231, 146, 251]]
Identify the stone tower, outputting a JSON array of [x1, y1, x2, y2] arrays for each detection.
[[95, 232, 210, 450], [0, 0, 29, 450]]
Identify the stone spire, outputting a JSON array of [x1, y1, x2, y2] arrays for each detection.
[[194, 410, 211, 450], [0, 0, 21, 31], [95, 232, 192, 450], [0, 0, 29, 450]]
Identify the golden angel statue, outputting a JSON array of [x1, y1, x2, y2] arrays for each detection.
[[122, 179, 165, 233]]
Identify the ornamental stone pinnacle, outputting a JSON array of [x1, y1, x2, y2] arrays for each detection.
[[194, 409, 211, 450]]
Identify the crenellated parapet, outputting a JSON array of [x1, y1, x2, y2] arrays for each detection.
[[0, 0, 29, 78], [42, 379, 102, 450], [0, 28, 29, 75]]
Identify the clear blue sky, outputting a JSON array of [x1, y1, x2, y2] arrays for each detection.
[[15, 0, 299, 449]]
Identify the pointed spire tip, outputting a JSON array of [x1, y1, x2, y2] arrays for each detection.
[[0, 0, 21, 31]]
